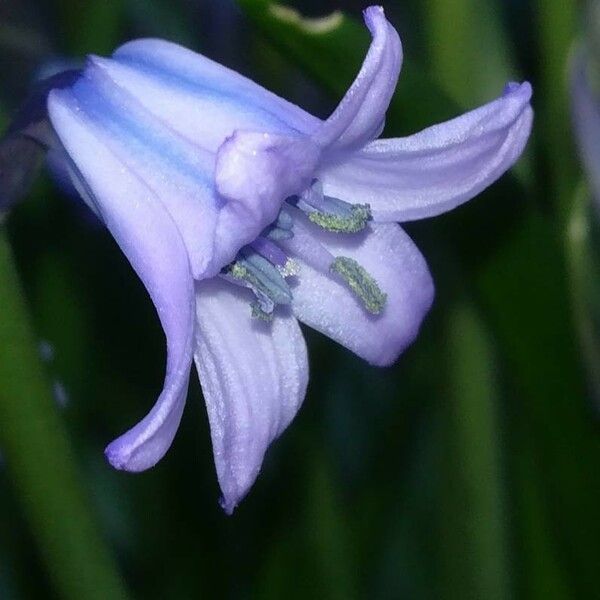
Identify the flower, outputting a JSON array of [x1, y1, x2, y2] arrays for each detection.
[[0, 6, 533, 513]]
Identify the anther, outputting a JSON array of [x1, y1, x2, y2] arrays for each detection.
[[251, 302, 274, 322], [226, 246, 295, 321], [307, 201, 371, 233], [293, 180, 371, 233], [330, 256, 387, 314]]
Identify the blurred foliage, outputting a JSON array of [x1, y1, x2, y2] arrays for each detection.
[[567, 185, 600, 412], [422, 0, 515, 106], [0, 229, 129, 600], [0, 0, 599, 599]]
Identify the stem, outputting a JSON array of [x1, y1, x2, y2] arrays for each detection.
[[0, 228, 129, 600]]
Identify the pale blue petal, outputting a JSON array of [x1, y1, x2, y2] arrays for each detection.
[[48, 89, 195, 472], [281, 210, 434, 366], [313, 6, 402, 151], [102, 38, 319, 151], [57, 56, 320, 277], [58, 59, 223, 278], [214, 130, 321, 265], [194, 278, 308, 514], [319, 82, 533, 221]]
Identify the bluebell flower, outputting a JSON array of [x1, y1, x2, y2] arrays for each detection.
[[0, 6, 532, 512]]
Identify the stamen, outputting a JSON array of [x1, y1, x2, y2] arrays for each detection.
[[251, 236, 288, 267], [249, 237, 299, 279], [330, 256, 387, 315], [252, 289, 276, 315], [229, 252, 292, 307], [224, 214, 299, 320], [251, 302, 274, 322], [266, 227, 294, 241], [264, 210, 294, 241], [275, 210, 294, 231], [293, 180, 371, 233], [307, 201, 371, 233]]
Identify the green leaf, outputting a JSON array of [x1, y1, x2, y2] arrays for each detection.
[[440, 300, 510, 599], [55, 0, 125, 55], [304, 447, 357, 600], [478, 208, 600, 597], [124, 0, 196, 47], [0, 225, 129, 599], [535, 0, 578, 206], [423, 0, 517, 106], [566, 184, 600, 407]]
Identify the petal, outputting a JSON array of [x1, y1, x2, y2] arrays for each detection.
[[55, 58, 223, 278], [48, 89, 195, 472], [570, 49, 600, 200], [281, 211, 434, 366], [94, 38, 320, 152], [313, 6, 402, 151], [214, 130, 321, 263], [319, 82, 533, 221], [194, 278, 308, 514]]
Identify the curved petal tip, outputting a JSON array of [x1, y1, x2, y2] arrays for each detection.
[[504, 80, 532, 100], [104, 377, 190, 473], [319, 79, 532, 223], [314, 3, 402, 151], [194, 279, 308, 514], [363, 5, 385, 28]]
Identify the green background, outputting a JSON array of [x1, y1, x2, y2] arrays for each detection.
[[1, 0, 599, 598]]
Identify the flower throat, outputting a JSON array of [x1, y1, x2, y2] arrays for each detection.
[[221, 180, 387, 321]]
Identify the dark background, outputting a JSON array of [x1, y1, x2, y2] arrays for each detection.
[[1, 0, 598, 598]]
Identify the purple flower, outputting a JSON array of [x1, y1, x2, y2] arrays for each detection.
[[1, 6, 532, 512]]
